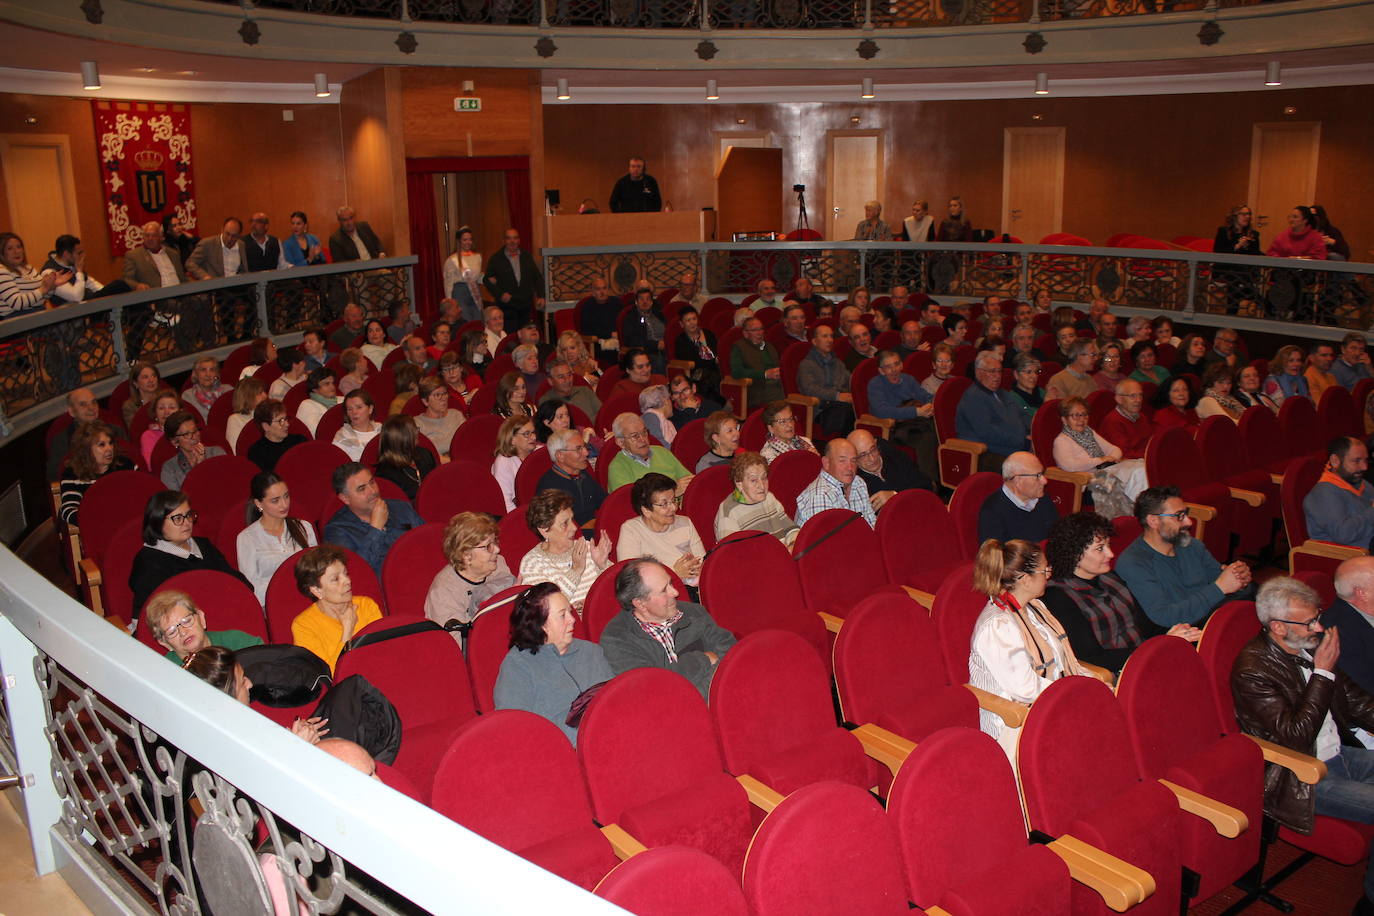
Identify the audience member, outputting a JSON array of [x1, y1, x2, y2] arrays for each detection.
[[424, 512, 517, 628], [696, 410, 740, 472], [1265, 206, 1328, 261], [922, 344, 956, 397], [493, 414, 538, 512], [483, 228, 545, 332], [1236, 364, 1279, 412], [185, 217, 248, 280], [359, 319, 397, 371], [897, 321, 926, 359], [1197, 362, 1246, 423], [268, 347, 308, 399], [797, 322, 855, 436], [609, 157, 662, 213], [43, 233, 122, 304], [639, 384, 677, 446], [329, 207, 385, 262], [58, 421, 134, 526], [1054, 395, 1147, 515], [520, 489, 612, 611], [1326, 557, 1374, 698], [978, 451, 1057, 544], [237, 471, 317, 604], [618, 473, 706, 586], [599, 559, 736, 700], [390, 363, 422, 417], [291, 544, 383, 672], [333, 390, 380, 462], [1334, 334, 1374, 391], [160, 410, 225, 489], [795, 437, 876, 528], [1094, 342, 1127, 390], [396, 334, 434, 375], [297, 367, 342, 436], [1046, 338, 1100, 401], [843, 321, 880, 372], [867, 349, 937, 479], [542, 358, 601, 418], [1128, 341, 1170, 386], [620, 288, 667, 368], [373, 415, 435, 501], [387, 301, 422, 345], [1116, 486, 1252, 628], [330, 302, 366, 351], [676, 269, 708, 308], [439, 351, 480, 406], [607, 412, 692, 493], [1098, 380, 1153, 459], [1172, 334, 1209, 379], [537, 428, 606, 524], [441, 226, 483, 321], [413, 377, 464, 459], [129, 490, 247, 621], [242, 213, 287, 271], [121, 361, 163, 428], [182, 357, 232, 422], [323, 462, 423, 579], [139, 390, 181, 470], [122, 221, 186, 291], [609, 348, 666, 402], [759, 400, 818, 463], [714, 451, 799, 547], [730, 315, 784, 404], [579, 277, 623, 354], [1304, 437, 1374, 550], [957, 351, 1030, 471], [146, 590, 263, 664], [47, 387, 103, 480], [937, 197, 974, 242], [848, 428, 931, 511], [1152, 376, 1200, 435], [1006, 353, 1044, 432], [1306, 341, 1340, 406], [337, 346, 369, 395], [282, 211, 326, 268], [245, 399, 306, 472], [667, 372, 721, 427]]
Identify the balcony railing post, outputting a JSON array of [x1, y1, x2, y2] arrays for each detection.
[[1021, 249, 1031, 299], [110, 303, 127, 375], [1183, 260, 1198, 316], [700, 0, 709, 31], [256, 279, 271, 336], [864, 0, 873, 29], [1029, 0, 1041, 25], [0, 615, 62, 874]]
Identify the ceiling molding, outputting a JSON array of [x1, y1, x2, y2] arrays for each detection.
[[0, 66, 342, 103]]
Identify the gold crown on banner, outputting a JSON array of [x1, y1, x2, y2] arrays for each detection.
[[133, 149, 164, 170]]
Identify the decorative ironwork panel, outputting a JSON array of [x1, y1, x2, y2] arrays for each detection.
[[1037, 0, 1204, 20], [119, 284, 262, 366], [410, 0, 539, 24], [1191, 260, 1374, 330], [0, 655, 15, 778], [1026, 250, 1099, 306], [269, 267, 409, 335], [36, 650, 428, 916], [0, 308, 118, 417], [547, 251, 698, 300]]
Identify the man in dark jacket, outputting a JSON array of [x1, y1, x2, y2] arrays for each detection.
[[483, 227, 545, 334], [1328, 557, 1374, 697], [1232, 576, 1374, 914]]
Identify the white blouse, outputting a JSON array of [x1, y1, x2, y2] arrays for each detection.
[[236, 519, 317, 605], [616, 516, 705, 586], [361, 342, 398, 371], [333, 423, 380, 462], [492, 453, 524, 513]]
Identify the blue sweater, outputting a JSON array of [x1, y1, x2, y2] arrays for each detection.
[[493, 639, 614, 746], [1304, 479, 1374, 550], [322, 500, 425, 579], [955, 383, 1028, 456], [1115, 535, 1223, 628], [867, 371, 931, 421]]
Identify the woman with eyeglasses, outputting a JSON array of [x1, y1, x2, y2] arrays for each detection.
[[159, 410, 226, 489], [968, 537, 1087, 759], [1092, 342, 1127, 391], [759, 400, 817, 464], [129, 490, 247, 626], [245, 398, 307, 472], [1213, 204, 1262, 316], [493, 415, 540, 512], [424, 512, 517, 629], [1053, 396, 1147, 517], [616, 472, 706, 587], [237, 471, 317, 605], [520, 489, 612, 613], [413, 376, 464, 460]]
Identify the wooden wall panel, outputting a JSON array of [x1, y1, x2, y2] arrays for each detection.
[[340, 68, 408, 257]]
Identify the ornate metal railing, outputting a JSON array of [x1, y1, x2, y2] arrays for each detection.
[[0, 547, 621, 915], [197, 0, 1276, 27], [0, 258, 415, 433], [544, 240, 1374, 332]]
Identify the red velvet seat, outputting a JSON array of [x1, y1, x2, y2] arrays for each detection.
[[595, 845, 749, 915], [1144, 425, 1235, 561], [697, 530, 828, 661], [1319, 383, 1362, 442], [464, 585, 525, 713], [312, 403, 347, 447], [446, 413, 504, 466], [738, 405, 768, 451], [933, 375, 981, 490], [262, 545, 384, 642], [233, 416, 312, 459], [598, 485, 637, 556], [669, 417, 710, 472], [380, 523, 447, 617], [793, 507, 888, 620], [92, 517, 144, 625], [1237, 402, 1295, 480], [876, 488, 964, 598], [215, 498, 251, 569], [594, 395, 642, 438], [577, 668, 754, 872], [140, 569, 267, 650], [76, 470, 166, 617], [1017, 677, 1183, 916], [743, 781, 908, 915], [1116, 635, 1262, 902], [1277, 396, 1326, 464], [416, 460, 506, 521], [890, 727, 1073, 915], [512, 445, 553, 507], [833, 590, 979, 742], [181, 454, 260, 540], [947, 470, 1003, 561], [1196, 414, 1277, 556], [765, 447, 820, 517], [497, 509, 540, 580], [336, 614, 478, 801], [274, 440, 351, 528], [205, 392, 237, 442], [709, 630, 882, 796], [432, 710, 620, 891], [679, 463, 733, 551]]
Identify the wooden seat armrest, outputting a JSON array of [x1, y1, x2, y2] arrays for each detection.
[[1293, 540, 1366, 562], [666, 359, 695, 373], [1269, 472, 1285, 486], [943, 438, 989, 455], [1183, 502, 1216, 522], [1079, 662, 1117, 687], [600, 823, 647, 860], [965, 686, 1027, 728], [786, 393, 820, 407], [737, 773, 785, 814], [925, 908, 956, 916], [1227, 487, 1266, 508], [900, 586, 935, 609], [1045, 467, 1092, 487], [817, 611, 844, 634], [722, 375, 752, 387], [852, 723, 916, 778], [857, 413, 896, 430], [786, 394, 818, 439], [80, 556, 102, 587], [1244, 735, 1327, 784], [1158, 779, 1248, 838], [1049, 835, 1154, 912]]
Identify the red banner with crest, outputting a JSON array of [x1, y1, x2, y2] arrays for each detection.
[[92, 100, 197, 256]]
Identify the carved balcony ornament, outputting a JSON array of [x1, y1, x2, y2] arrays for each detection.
[[80, 0, 103, 25], [696, 39, 718, 61], [239, 18, 261, 45], [1197, 20, 1223, 46], [396, 30, 418, 53], [535, 36, 558, 58], [857, 38, 879, 60], [1023, 31, 1046, 54]]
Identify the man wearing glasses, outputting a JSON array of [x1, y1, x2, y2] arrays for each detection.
[[1232, 577, 1374, 916], [956, 351, 1030, 471], [537, 428, 606, 525], [606, 413, 692, 494], [1116, 485, 1252, 629], [977, 451, 1058, 544]]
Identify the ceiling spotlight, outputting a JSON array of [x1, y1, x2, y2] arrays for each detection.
[[556, 78, 570, 101], [80, 61, 100, 91], [314, 73, 331, 98], [1265, 61, 1281, 86], [706, 79, 719, 101], [735, 117, 746, 125], [850, 114, 861, 124], [1034, 73, 1049, 95], [1283, 105, 1298, 115], [861, 78, 875, 100]]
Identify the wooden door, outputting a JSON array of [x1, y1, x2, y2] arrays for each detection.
[[827, 131, 883, 241], [0, 134, 81, 256], [713, 131, 770, 170], [1001, 127, 1065, 243], [1248, 123, 1321, 237]]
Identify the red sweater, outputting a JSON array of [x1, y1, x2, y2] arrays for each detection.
[[1099, 408, 1154, 459], [1266, 229, 1327, 260]]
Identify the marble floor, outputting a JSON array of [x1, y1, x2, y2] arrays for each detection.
[[0, 791, 90, 916]]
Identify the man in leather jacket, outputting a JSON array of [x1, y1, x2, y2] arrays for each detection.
[[1232, 576, 1374, 914]]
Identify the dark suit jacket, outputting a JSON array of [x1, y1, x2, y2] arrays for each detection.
[[483, 248, 545, 311], [185, 236, 249, 280], [122, 246, 187, 288], [329, 221, 385, 262], [1323, 598, 1374, 697]]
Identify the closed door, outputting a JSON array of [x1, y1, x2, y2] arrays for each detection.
[[714, 131, 770, 170], [1248, 123, 1321, 237], [1001, 127, 1065, 243], [828, 131, 883, 240], [0, 134, 81, 258]]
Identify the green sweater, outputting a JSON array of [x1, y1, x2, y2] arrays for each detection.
[[607, 446, 690, 492], [165, 629, 264, 664]]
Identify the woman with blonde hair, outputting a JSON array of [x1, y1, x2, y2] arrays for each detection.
[[492, 414, 539, 512], [968, 538, 1085, 758], [226, 376, 268, 454], [556, 330, 601, 386], [338, 346, 369, 395]]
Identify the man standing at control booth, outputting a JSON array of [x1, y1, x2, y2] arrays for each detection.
[[609, 157, 662, 213]]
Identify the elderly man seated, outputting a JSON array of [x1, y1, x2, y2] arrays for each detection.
[[1045, 338, 1101, 402], [1098, 379, 1153, 460], [606, 412, 692, 494], [146, 589, 263, 664], [599, 558, 737, 700], [1232, 576, 1374, 916], [730, 315, 784, 405], [956, 351, 1030, 472], [848, 429, 931, 513], [795, 437, 876, 528], [536, 428, 606, 524], [797, 322, 854, 437], [541, 358, 602, 418], [1305, 437, 1374, 551], [977, 451, 1058, 544], [322, 462, 424, 579], [1116, 485, 1252, 628], [1327, 557, 1374, 699], [867, 349, 937, 481], [47, 386, 123, 481]]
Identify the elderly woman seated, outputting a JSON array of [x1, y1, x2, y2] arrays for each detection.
[[129, 490, 248, 625], [493, 414, 540, 512], [424, 511, 518, 629], [291, 544, 383, 672], [246, 398, 308, 472], [512, 342, 547, 392], [493, 582, 614, 746], [1152, 376, 1200, 435], [759, 399, 817, 464], [556, 330, 601, 386], [160, 409, 226, 489], [639, 383, 677, 446], [146, 588, 263, 664], [714, 451, 800, 548], [58, 420, 134, 526], [1052, 395, 1147, 518], [617, 472, 705, 587], [413, 376, 464, 460], [520, 489, 612, 612], [182, 645, 326, 744], [1196, 361, 1246, 423], [1040, 512, 1200, 678], [968, 538, 1087, 759], [696, 410, 741, 472]]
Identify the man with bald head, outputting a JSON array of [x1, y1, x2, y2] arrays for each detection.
[[977, 451, 1058, 544], [677, 270, 708, 309], [123, 220, 187, 291], [244, 212, 290, 271], [848, 428, 932, 513], [1326, 557, 1374, 699], [318, 738, 380, 780], [1099, 379, 1153, 459], [795, 437, 877, 527]]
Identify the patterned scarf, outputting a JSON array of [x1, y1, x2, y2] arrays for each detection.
[[1205, 387, 1246, 418], [993, 593, 1083, 679], [636, 610, 685, 663], [1048, 574, 1142, 650], [1063, 425, 1104, 458]]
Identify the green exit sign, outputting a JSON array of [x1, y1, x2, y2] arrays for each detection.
[[454, 97, 482, 112]]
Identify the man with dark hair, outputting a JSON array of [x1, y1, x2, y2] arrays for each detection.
[[609, 348, 666, 402], [1116, 485, 1252, 628], [867, 349, 936, 477], [620, 287, 667, 371], [185, 217, 248, 280], [43, 234, 126, 304], [483, 228, 545, 333], [796, 322, 854, 437], [301, 326, 333, 371], [599, 559, 735, 699], [609, 157, 662, 213], [1305, 436, 1374, 550], [1307, 342, 1340, 406], [1334, 333, 1374, 391], [323, 463, 423, 579], [579, 277, 623, 355], [772, 304, 811, 353], [667, 372, 721, 427], [541, 359, 602, 418]]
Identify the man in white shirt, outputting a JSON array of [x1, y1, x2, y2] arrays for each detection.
[[124, 221, 187, 291], [677, 270, 709, 309], [42, 235, 106, 303], [751, 278, 783, 311], [483, 305, 508, 357]]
